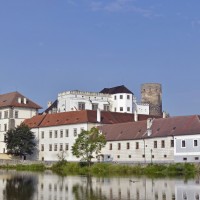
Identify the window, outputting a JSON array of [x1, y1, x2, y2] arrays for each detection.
[[127, 142, 130, 149], [117, 155, 120, 158], [135, 142, 139, 149], [54, 130, 58, 138], [194, 140, 198, 147], [60, 130, 63, 138], [120, 107, 123, 111], [78, 102, 85, 110], [74, 128, 77, 137], [183, 157, 187, 161], [127, 95, 130, 99], [120, 95, 123, 99], [164, 155, 167, 158], [0, 112, 2, 119], [109, 143, 112, 150], [182, 140, 186, 148], [60, 144, 63, 151], [41, 144, 44, 151], [127, 107, 130, 112], [92, 103, 98, 110], [154, 141, 157, 148], [65, 129, 69, 137], [4, 111, 8, 119], [15, 111, 19, 118], [114, 95, 116, 100], [129, 155, 131, 158], [49, 131, 52, 138], [4, 124, 7, 131], [195, 157, 199, 160], [41, 131, 44, 139], [118, 143, 121, 150], [49, 144, 52, 151], [54, 144, 57, 151], [114, 107, 117, 112], [161, 140, 165, 148], [65, 143, 69, 151], [171, 140, 174, 147], [103, 104, 110, 111]]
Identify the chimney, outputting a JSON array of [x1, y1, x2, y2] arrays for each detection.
[[47, 101, 52, 108], [134, 110, 138, 122], [147, 118, 153, 136], [97, 108, 101, 123]]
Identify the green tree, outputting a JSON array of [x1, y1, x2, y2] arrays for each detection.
[[5, 123, 36, 158], [72, 127, 106, 166]]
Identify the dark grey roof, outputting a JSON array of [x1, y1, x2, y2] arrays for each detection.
[[100, 85, 133, 94]]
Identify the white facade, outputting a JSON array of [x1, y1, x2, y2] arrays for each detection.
[[53, 89, 149, 115], [57, 91, 111, 112], [101, 136, 174, 163], [174, 134, 200, 163], [31, 122, 99, 161], [0, 107, 38, 155]]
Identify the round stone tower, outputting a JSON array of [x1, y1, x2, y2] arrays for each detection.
[[141, 83, 162, 116]]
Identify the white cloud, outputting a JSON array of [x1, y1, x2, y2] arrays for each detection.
[[89, 0, 155, 18]]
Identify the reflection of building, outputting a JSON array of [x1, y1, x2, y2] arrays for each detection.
[[45, 85, 154, 115], [0, 170, 199, 200], [176, 181, 200, 200], [0, 92, 41, 158]]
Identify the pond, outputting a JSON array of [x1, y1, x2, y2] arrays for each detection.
[[0, 170, 199, 200]]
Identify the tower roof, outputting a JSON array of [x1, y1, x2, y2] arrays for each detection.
[[100, 85, 133, 95]]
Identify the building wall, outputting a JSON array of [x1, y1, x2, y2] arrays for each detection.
[[57, 90, 136, 114], [57, 91, 110, 112], [101, 136, 174, 163], [32, 123, 90, 161], [0, 107, 38, 155], [111, 93, 133, 113], [141, 83, 162, 116], [174, 134, 200, 163]]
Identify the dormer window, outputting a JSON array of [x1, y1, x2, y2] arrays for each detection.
[[18, 97, 22, 103]]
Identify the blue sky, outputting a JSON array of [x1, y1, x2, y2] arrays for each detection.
[[0, 0, 200, 116]]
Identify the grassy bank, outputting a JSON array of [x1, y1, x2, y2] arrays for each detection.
[[51, 162, 197, 177], [0, 162, 197, 177], [0, 163, 46, 171]]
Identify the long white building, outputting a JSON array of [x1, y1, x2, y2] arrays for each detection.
[[25, 113, 200, 163], [24, 110, 156, 161]]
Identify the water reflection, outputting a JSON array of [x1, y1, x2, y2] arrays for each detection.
[[4, 174, 36, 200], [0, 170, 199, 200]]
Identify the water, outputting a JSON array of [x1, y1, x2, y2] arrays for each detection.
[[0, 170, 199, 200]]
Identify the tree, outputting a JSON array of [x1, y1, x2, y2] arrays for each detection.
[[5, 123, 36, 158], [72, 127, 106, 166]]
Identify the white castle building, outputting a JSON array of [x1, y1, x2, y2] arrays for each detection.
[[45, 85, 150, 115]]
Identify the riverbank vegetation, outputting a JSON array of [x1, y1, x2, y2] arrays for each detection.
[[51, 162, 197, 178], [0, 162, 198, 178], [0, 163, 46, 171]]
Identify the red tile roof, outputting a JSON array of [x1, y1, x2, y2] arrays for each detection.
[[24, 110, 157, 128], [99, 115, 200, 141], [0, 91, 42, 109]]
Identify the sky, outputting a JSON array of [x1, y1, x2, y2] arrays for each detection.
[[0, 0, 200, 116]]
